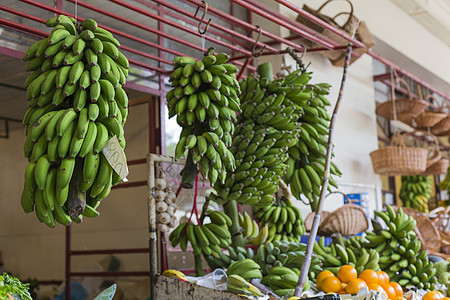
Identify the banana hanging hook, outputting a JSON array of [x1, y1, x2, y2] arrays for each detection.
[[252, 25, 266, 57], [194, 1, 211, 35]]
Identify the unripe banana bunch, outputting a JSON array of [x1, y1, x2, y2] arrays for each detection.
[[372, 205, 437, 290], [283, 81, 342, 206], [261, 266, 311, 297], [256, 240, 321, 277], [399, 175, 432, 213], [154, 173, 178, 232], [20, 15, 130, 227], [168, 210, 232, 256], [211, 63, 305, 208], [205, 245, 255, 271], [226, 274, 263, 297], [254, 197, 305, 245], [238, 211, 260, 244], [226, 258, 262, 281], [313, 236, 380, 277], [167, 47, 241, 187]]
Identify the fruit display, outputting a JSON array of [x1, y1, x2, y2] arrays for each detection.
[[167, 48, 240, 188], [226, 274, 263, 297], [261, 266, 310, 297], [211, 62, 303, 208], [316, 265, 403, 299], [168, 210, 232, 256], [20, 15, 129, 227], [254, 196, 305, 244], [374, 205, 437, 290], [256, 240, 321, 277], [154, 171, 178, 233], [225, 258, 262, 281], [314, 236, 381, 275], [400, 175, 432, 213]]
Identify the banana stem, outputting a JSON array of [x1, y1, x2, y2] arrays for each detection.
[[257, 62, 274, 81], [294, 22, 359, 297], [194, 253, 204, 277], [223, 200, 245, 248]]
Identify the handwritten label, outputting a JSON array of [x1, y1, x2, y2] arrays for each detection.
[[102, 136, 129, 182]]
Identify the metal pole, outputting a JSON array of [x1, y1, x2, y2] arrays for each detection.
[[294, 23, 358, 296], [65, 225, 71, 300], [147, 154, 157, 300]]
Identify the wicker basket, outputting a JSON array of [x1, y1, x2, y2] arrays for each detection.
[[413, 95, 447, 129], [375, 78, 428, 122], [430, 206, 450, 255], [421, 158, 449, 175], [370, 133, 428, 176], [304, 211, 330, 232], [432, 100, 450, 136], [318, 204, 368, 236], [411, 130, 442, 169]]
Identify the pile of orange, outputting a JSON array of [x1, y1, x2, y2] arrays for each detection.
[[316, 266, 404, 299]]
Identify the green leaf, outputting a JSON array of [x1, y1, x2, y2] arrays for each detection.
[[93, 284, 116, 300]]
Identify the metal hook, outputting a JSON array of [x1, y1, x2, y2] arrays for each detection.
[[194, 1, 211, 35], [252, 25, 266, 57]]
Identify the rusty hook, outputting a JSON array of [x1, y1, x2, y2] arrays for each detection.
[[194, 1, 211, 35], [252, 25, 266, 57]]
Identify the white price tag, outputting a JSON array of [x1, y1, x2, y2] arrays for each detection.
[[102, 136, 129, 182]]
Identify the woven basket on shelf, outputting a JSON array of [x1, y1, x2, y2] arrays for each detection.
[[370, 133, 428, 176], [375, 78, 428, 123], [432, 100, 450, 136], [318, 204, 368, 236], [421, 158, 449, 175], [413, 95, 447, 129]]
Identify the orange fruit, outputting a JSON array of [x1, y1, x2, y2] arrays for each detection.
[[423, 291, 444, 300], [389, 282, 403, 297], [359, 269, 379, 285], [316, 270, 334, 289], [395, 297, 407, 300], [338, 265, 358, 283], [321, 276, 342, 293], [377, 271, 389, 285], [339, 283, 348, 294], [382, 284, 396, 300], [368, 283, 388, 298], [346, 278, 368, 294]]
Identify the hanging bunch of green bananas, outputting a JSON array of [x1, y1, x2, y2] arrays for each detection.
[[205, 245, 255, 270], [20, 15, 129, 227], [254, 196, 305, 244], [313, 236, 380, 276], [256, 240, 321, 277], [284, 82, 342, 210], [211, 63, 305, 208], [400, 175, 432, 213], [439, 167, 450, 206], [373, 205, 437, 290], [168, 210, 232, 256], [167, 48, 240, 187]]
